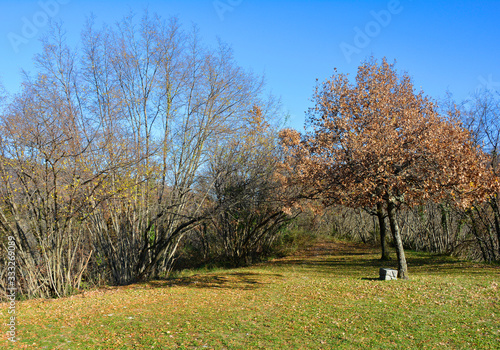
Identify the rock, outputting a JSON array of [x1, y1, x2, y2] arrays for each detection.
[[379, 268, 398, 280]]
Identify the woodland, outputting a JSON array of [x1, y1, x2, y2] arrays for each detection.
[[0, 13, 499, 300]]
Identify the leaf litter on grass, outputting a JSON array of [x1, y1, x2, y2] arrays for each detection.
[[3, 238, 499, 349]]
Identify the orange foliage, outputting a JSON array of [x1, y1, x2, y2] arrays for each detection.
[[280, 57, 495, 210]]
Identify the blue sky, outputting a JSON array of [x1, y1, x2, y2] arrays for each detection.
[[0, 0, 499, 130]]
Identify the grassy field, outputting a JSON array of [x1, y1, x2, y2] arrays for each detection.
[[2, 239, 499, 349]]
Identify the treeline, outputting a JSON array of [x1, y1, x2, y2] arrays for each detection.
[[0, 14, 289, 299], [0, 14, 499, 299], [308, 199, 500, 263]]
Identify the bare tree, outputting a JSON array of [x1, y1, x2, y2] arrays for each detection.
[[80, 13, 272, 283], [0, 12, 278, 298], [197, 106, 290, 266], [459, 90, 500, 261], [0, 25, 131, 297]]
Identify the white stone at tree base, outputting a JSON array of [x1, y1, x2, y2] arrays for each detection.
[[379, 268, 398, 280]]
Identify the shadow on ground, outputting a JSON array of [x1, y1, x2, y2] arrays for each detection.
[[145, 271, 284, 291], [265, 240, 483, 278], [140, 240, 498, 291]]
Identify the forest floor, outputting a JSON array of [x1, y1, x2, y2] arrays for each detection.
[[2, 238, 499, 349]]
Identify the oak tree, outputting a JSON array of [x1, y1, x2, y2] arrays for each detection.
[[280, 57, 490, 279]]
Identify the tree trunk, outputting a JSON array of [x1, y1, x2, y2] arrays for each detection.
[[386, 199, 409, 279], [489, 196, 500, 260], [377, 202, 390, 261], [440, 203, 451, 254]]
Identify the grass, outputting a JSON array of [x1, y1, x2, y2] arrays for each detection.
[[2, 238, 499, 349]]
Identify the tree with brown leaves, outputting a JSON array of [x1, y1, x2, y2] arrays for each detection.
[[280, 57, 492, 279]]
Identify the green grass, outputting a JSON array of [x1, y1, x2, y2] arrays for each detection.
[[2, 239, 499, 349]]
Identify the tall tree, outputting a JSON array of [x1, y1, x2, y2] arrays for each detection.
[[280, 57, 491, 279], [0, 12, 279, 298], [80, 13, 272, 283], [0, 25, 130, 297]]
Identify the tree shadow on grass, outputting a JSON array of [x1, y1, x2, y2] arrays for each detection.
[[144, 271, 284, 291], [361, 277, 381, 281], [268, 256, 392, 276], [266, 241, 484, 279], [139, 241, 498, 291]]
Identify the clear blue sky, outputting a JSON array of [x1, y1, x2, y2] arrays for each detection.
[[1, 0, 499, 130]]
